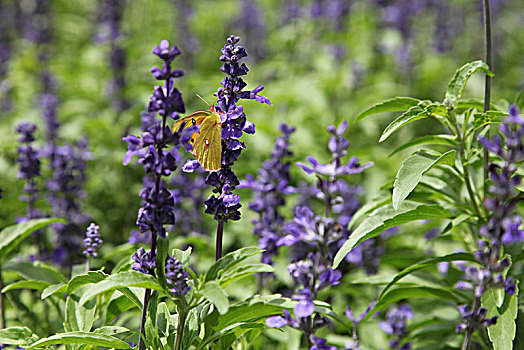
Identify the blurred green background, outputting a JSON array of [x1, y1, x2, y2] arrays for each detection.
[[0, 0, 523, 256]]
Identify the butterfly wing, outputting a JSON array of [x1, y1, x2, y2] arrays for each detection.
[[192, 111, 222, 171], [172, 110, 211, 148]]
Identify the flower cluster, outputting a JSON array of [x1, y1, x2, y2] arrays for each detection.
[[83, 223, 102, 258], [131, 247, 156, 274], [165, 254, 190, 296], [16, 122, 42, 223], [124, 40, 189, 242], [240, 124, 295, 265], [455, 104, 523, 335], [201, 35, 271, 223], [379, 304, 413, 350], [268, 121, 372, 348]]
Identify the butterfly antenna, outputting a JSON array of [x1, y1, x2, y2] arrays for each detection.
[[196, 94, 210, 107]]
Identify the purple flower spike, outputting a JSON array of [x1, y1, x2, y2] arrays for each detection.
[[83, 223, 102, 258]]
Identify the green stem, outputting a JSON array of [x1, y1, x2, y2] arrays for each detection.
[[174, 305, 188, 350]]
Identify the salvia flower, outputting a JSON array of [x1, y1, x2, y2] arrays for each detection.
[[83, 223, 102, 258], [455, 104, 523, 336], [16, 122, 42, 222], [131, 247, 156, 274], [165, 254, 190, 296], [240, 124, 295, 265], [201, 35, 271, 223], [379, 304, 413, 350], [124, 40, 190, 244]]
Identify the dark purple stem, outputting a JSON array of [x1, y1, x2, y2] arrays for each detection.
[[216, 220, 224, 261]]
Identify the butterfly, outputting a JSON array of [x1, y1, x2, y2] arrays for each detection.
[[172, 104, 222, 172]]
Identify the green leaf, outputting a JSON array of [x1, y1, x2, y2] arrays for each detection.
[[41, 283, 67, 299], [172, 246, 192, 265], [0, 326, 38, 345], [206, 247, 263, 282], [471, 111, 508, 132], [2, 280, 50, 293], [513, 308, 524, 350], [182, 309, 201, 350], [347, 197, 390, 230], [201, 281, 229, 314], [65, 285, 97, 332], [360, 287, 460, 324], [379, 104, 430, 142], [388, 134, 457, 157], [25, 331, 131, 349], [353, 97, 421, 124], [0, 218, 65, 261], [333, 202, 453, 268], [6, 261, 66, 284], [93, 326, 130, 336], [457, 99, 500, 111], [67, 270, 108, 294], [445, 61, 493, 107], [105, 295, 137, 322], [485, 283, 519, 350], [79, 271, 162, 306], [379, 252, 476, 299], [516, 90, 524, 111], [392, 150, 456, 210], [219, 263, 274, 287], [156, 236, 169, 291]]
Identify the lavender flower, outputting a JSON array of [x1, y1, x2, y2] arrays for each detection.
[[240, 124, 295, 265], [344, 301, 377, 350], [16, 122, 42, 223], [83, 223, 102, 258], [165, 254, 190, 296], [455, 104, 523, 337], [379, 304, 413, 350]]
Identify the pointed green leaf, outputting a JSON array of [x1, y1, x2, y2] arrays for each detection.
[[379, 252, 476, 298], [172, 246, 192, 265], [446, 60, 493, 107], [379, 104, 429, 143], [25, 331, 131, 349], [41, 283, 67, 299], [333, 202, 453, 268], [485, 283, 519, 350], [201, 281, 229, 314], [219, 263, 274, 287], [2, 280, 50, 293], [0, 218, 65, 261], [392, 150, 456, 210], [79, 271, 162, 306], [516, 90, 524, 111], [93, 326, 130, 336], [105, 295, 137, 322], [67, 270, 108, 294], [471, 111, 508, 132], [206, 247, 263, 282], [353, 97, 421, 124], [388, 134, 457, 157], [6, 261, 66, 284]]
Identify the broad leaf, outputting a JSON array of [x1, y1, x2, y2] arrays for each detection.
[[471, 111, 508, 133], [353, 97, 421, 124], [485, 284, 519, 350], [67, 270, 108, 294], [379, 104, 429, 142], [105, 295, 137, 322], [201, 281, 229, 314], [0, 218, 65, 261], [41, 283, 67, 299], [65, 285, 97, 332], [172, 246, 192, 265], [79, 271, 162, 306], [388, 134, 457, 157], [25, 331, 131, 349], [219, 263, 274, 287], [445, 60, 493, 107], [334, 202, 453, 268], [392, 150, 456, 210], [0, 326, 38, 345], [93, 326, 130, 336]]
